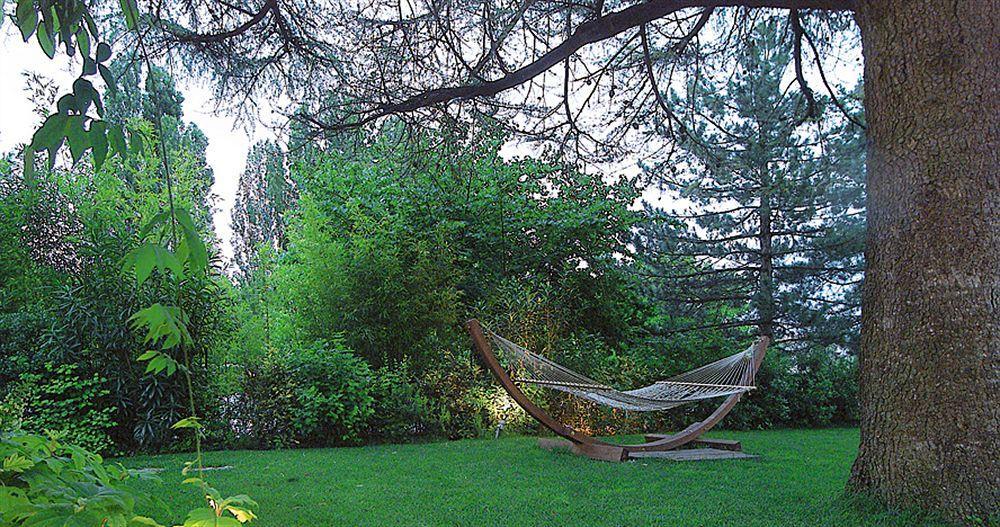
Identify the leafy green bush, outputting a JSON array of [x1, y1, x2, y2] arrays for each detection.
[[0, 431, 257, 527], [232, 358, 300, 449], [288, 339, 375, 446], [729, 348, 858, 429], [368, 364, 435, 443], [8, 363, 117, 454], [0, 432, 160, 526]]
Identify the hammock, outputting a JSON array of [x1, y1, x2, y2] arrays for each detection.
[[487, 330, 758, 412]]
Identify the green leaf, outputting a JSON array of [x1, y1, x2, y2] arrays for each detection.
[[139, 210, 171, 239], [171, 417, 202, 430], [2, 453, 34, 473], [31, 113, 68, 151], [97, 41, 112, 62], [153, 245, 185, 280], [137, 350, 158, 361], [119, 0, 139, 30], [36, 17, 55, 57], [91, 120, 109, 168], [99, 63, 117, 91], [128, 517, 164, 527], [73, 78, 102, 115], [133, 243, 156, 285], [108, 124, 127, 155], [65, 115, 89, 163], [76, 26, 90, 57], [16, 0, 37, 41]]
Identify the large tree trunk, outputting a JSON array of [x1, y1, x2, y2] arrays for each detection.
[[850, 1, 999, 523]]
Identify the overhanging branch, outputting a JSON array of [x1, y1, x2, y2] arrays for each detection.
[[320, 0, 856, 130]]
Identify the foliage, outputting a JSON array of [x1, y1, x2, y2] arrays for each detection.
[[7, 363, 117, 454], [285, 339, 375, 446], [367, 364, 434, 443], [639, 19, 865, 350], [0, 431, 257, 527], [0, 431, 162, 527], [230, 141, 295, 279]]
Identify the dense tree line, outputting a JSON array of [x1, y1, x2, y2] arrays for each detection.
[[2, 31, 862, 456]]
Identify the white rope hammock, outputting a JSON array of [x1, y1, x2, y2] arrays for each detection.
[[487, 330, 758, 412]]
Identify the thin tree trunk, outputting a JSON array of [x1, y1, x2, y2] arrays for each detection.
[[850, 1, 1000, 523], [758, 174, 776, 340]]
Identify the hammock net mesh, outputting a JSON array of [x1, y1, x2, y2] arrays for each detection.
[[487, 330, 758, 412]]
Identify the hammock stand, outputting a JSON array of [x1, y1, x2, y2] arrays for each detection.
[[467, 319, 770, 462]]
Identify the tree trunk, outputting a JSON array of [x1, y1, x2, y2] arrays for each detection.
[[758, 170, 776, 340], [850, 1, 1000, 523]]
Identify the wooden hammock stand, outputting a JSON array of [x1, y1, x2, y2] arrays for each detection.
[[467, 319, 770, 462]]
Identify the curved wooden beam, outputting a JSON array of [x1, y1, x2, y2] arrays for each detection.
[[466, 319, 769, 461]]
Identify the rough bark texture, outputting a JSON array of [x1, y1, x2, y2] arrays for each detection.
[[851, 1, 1000, 523]]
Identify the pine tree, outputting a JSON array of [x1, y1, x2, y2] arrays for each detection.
[[641, 19, 865, 351]]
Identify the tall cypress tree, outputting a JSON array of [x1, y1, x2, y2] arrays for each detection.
[[230, 140, 296, 279]]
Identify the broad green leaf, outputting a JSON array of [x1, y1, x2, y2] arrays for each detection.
[[128, 517, 163, 527], [36, 17, 55, 57], [16, 0, 37, 41], [119, 0, 139, 30], [171, 417, 202, 430], [83, 11, 98, 38], [65, 115, 89, 162], [76, 26, 90, 57], [97, 41, 111, 62], [99, 62, 116, 89], [108, 124, 127, 155], [91, 120, 109, 168], [153, 245, 184, 279], [139, 210, 171, 239], [74, 78, 102, 115], [31, 113, 68, 151], [134, 243, 156, 285], [137, 350, 158, 361], [0, 0, 6, 29]]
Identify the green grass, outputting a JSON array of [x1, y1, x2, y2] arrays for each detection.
[[121, 428, 947, 526]]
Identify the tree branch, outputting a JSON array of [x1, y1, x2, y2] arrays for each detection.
[[320, 0, 856, 130]]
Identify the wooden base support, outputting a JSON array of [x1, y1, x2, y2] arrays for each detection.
[[643, 435, 742, 452]]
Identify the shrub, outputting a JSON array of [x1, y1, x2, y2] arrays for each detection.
[[0, 431, 256, 527], [231, 358, 300, 449], [419, 349, 492, 440], [368, 364, 435, 443], [0, 432, 161, 526], [286, 339, 375, 446], [7, 363, 116, 454]]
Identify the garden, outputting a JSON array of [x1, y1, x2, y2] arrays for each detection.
[[1, 1, 996, 526]]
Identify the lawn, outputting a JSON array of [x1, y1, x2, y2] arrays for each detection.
[[122, 428, 946, 527]]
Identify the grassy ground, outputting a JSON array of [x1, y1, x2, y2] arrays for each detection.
[[122, 428, 947, 527]]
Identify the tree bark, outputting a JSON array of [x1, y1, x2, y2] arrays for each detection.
[[758, 167, 776, 340], [850, 1, 1000, 523]]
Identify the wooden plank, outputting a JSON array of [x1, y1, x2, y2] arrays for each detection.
[[629, 448, 758, 461], [643, 435, 742, 451]]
